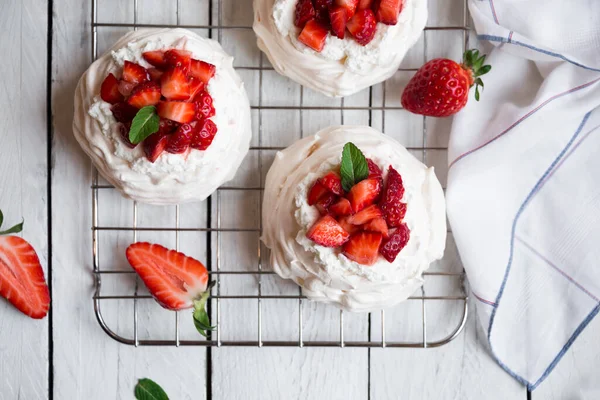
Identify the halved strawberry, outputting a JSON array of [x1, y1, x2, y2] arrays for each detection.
[[298, 20, 329, 52], [122, 61, 149, 84], [190, 118, 218, 150], [337, 216, 361, 235], [363, 217, 389, 238], [308, 181, 329, 205], [148, 68, 164, 82], [319, 172, 343, 195], [315, 193, 338, 215], [165, 49, 192, 71], [142, 50, 168, 69], [329, 6, 348, 39], [100, 73, 123, 104], [127, 81, 161, 109], [306, 215, 350, 247], [111, 102, 138, 123], [189, 59, 216, 85], [195, 91, 216, 119], [347, 204, 382, 225], [342, 231, 382, 266], [347, 178, 381, 212], [157, 101, 196, 123], [126, 242, 210, 310], [119, 122, 136, 148], [294, 0, 316, 28], [0, 235, 50, 319], [188, 77, 206, 101], [374, 0, 403, 25], [358, 0, 374, 9], [380, 166, 407, 227], [367, 158, 383, 180], [335, 0, 359, 19], [379, 223, 410, 262], [347, 8, 377, 46], [329, 197, 353, 216], [161, 67, 191, 101], [166, 123, 193, 154], [118, 80, 136, 97], [143, 132, 169, 163]]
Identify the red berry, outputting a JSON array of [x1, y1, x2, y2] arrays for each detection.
[[127, 81, 161, 109], [164, 49, 192, 71], [166, 123, 193, 154], [334, 0, 359, 19], [294, 0, 316, 28], [119, 122, 136, 148], [373, 0, 403, 25], [111, 102, 138, 123], [342, 231, 382, 266], [161, 67, 191, 101], [298, 20, 329, 52], [122, 61, 149, 84], [329, 197, 353, 216], [329, 6, 348, 39], [379, 223, 410, 262], [315, 193, 338, 215], [156, 101, 196, 124], [367, 158, 383, 180], [100, 73, 123, 104], [307, 215, 351, 247], [148, 68, 164, 82], [319, 172, 344, 195], [158, 118, 180, 135], [363, 217, 389, 238], [191, 118, 218, 150], [117, 80, 136, 97], [195, 91, 216, 119], [379, 166, 407, 227], [143, 132, 169, 163], [346, 9, 377, 46], [346, 178, 381, 212], [188, 77, 206, 101], [337, 216, 361, 235], [358, 0, 374, 9], [347, 204, 382, 225], [307, 181, 329, 206], [189, 59, 216, 85], [142, 51, 168, 69]]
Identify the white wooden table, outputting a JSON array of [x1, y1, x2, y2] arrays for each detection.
[[1, 0, 598, 398]]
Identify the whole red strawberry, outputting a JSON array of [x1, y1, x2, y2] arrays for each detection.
[[401, 49, 491, 117]]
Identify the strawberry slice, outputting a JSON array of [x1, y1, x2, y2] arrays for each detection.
[[122, 61, 150, 84], [119, 122, 136, 148], [158, 118, 180, 135], [329, 197, 353, 216], [347, 204, 382, 225], [367, 158, 383, 180], [363, 217, 389, 238], [195, 91, 216, 119], [307, 181, 329, 205], [294, 0, 316, 28], [188, 77, 206, 101], [190, 118, 218, 150], [142, 50, 168, 69], [157, 101, 196, 124], [118, 80, 136, 97], [337, 216, 361, 235], [334, 0, 359, 19], [164, 49, 192, 71], [166, 123, 193, 154], [315, 193, 338, 215], [0, 235, 50, 319], [148, 68, 164, 82], [161, 67, 191, 101], [100, 73, 123, 104], [380, 166, 407, 227], [379, 223, 410, 262], [347, 8, 377, 46], [111, 102, 138, 123], [329, 6, 348, 39], [143, 132, 169, 163], [374, 0, 403, 25], [358, 0, 374, 9], [127, 81, 161, 109], [189, 59, 216, 85], [306, 215, 350, 247], [346, 178, 381, 212], [298, 20, 329, 52], [319, 172, 343, 195], [342, 231, 382, 266]]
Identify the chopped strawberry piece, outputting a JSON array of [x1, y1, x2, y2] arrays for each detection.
[[347, 204, 382, 225], [100, 73, 123, 104], [298, 20, 329, 52], [367, 158, 383, 180], [374, 0, 403, 25], [329, 6, 348, 39], [189, 59, 216, 85], [117, 80, 136, 97], [0, 236, 50, 319], [334, 0, 359, 19], [306, 215, 350, 247], [127, 81, 161, 109], [363, 217, 389, 238], [307, 181, 329, 205], [161, 67, 191, 101], [191, 118, 218, 150], [346, 178, 381, 212], [143, 132, 169, 163], [188, 77, 206, 101], [122, 61, 150, 84], [195, 91, 216, 119], [164, 49, 192, 71], [315, 193, 338, 215], [337, 216, 361, 235], [319, 172, 343, 195], [142, 50, 168, 69], [329, 197, 353, 216], [346, 8, 377, 46], [380, 166, 407, 227], [111, 102, 138, 123], [119, 122, 136, 148], [342, 231, 382, 266], [314, 0, 334, 24], [294, 0, 316, 28], [158, 118, 180, 135], [379, 223, 410, 262], [166, 123, 193, 154], [126, 242, 209, 310], [148, 68, 164, 82], [358, 0, 374, 9], [157, 101, 196, 124]]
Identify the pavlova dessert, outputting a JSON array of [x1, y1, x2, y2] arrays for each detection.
[[253, 0, 427, 97], [73, 28, 252, 204], [262, 126, 446, 312]]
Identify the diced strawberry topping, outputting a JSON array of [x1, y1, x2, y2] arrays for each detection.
[[118, 80, 136, 97], [188, 77, 206, 101], [329, 6, 348, 39], [157, 101, 196, 124], [148, 68, 164, 82], [337, 216, 361, 235], [142, 50, 168, 69], [166, 123, 193, 154], [363, 217, 389, 238], [164, 49, 192, 71], [190, 118, 218, 150], [122, 61, 149, 84], [294, 0, 316, 28], [189, 59, 216, 85], [374, 0, 403, 25], [160, 67, 191, 101], [367, 158, 383, 180], [308, 181, 329, 206], [119, 122, 136, 148], [143, 132, 169, 163], [342, 231, 382, 266], [127, 81, 161, 109], [158, 118, 180, 135], [346, 8, 377, 46], [379, 166, 407, 227], [358, 0, 374, 9], [346, 178, 381, 212], [347, 204, 382, 225], [329, 197, 353, 216], [298, 20, 329, 52], [319, 172, 344, 195], [314, 0, 334, 24], [315, 193, 338, 215], [100, 73, 123, 104], [111, 102, 138, 123], [195, 91, 216, 119], [306, 215, 351, 247], [379, 223, 410, 262]]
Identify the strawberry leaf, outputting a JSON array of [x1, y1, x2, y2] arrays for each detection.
[[0, 219, 23, 236], [0, 209, 3, 228], [134, 378, 169, 400], [193, 281, 216, 337], [129, 106, 160, 145], [340, 142, 369, 192]]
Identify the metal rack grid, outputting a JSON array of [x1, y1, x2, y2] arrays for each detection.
[[91, 0, 470, 347]]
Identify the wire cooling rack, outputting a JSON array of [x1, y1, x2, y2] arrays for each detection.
[[91, 0, 470, 347]]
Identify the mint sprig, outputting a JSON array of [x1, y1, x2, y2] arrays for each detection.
[[129, 106, 160, 145], [193, 281, 216, 337], [340, 142, 369, 192], [134, 378, 169, 400], [0, 209, 24, 236]]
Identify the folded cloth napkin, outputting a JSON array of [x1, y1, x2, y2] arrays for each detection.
[[446, 0, 600, 390]]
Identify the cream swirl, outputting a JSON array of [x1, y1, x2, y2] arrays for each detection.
[[262, 126, 446, 312], [73, 28, 252, 205]]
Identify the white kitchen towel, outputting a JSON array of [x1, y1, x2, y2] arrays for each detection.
[[446, 0, 600, 390]]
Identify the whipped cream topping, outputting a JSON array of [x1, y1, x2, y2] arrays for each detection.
[[73, 28, 252, 204], [262, 126, 446, 312], [253, 0, 428, 97]]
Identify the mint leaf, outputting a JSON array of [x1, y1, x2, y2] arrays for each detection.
[[193, 281, 216, 337], [340, 142, 369, 192], [0, 219, 23, 236], [134, 378, 169, 400], [129, 106, 160, 145]]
